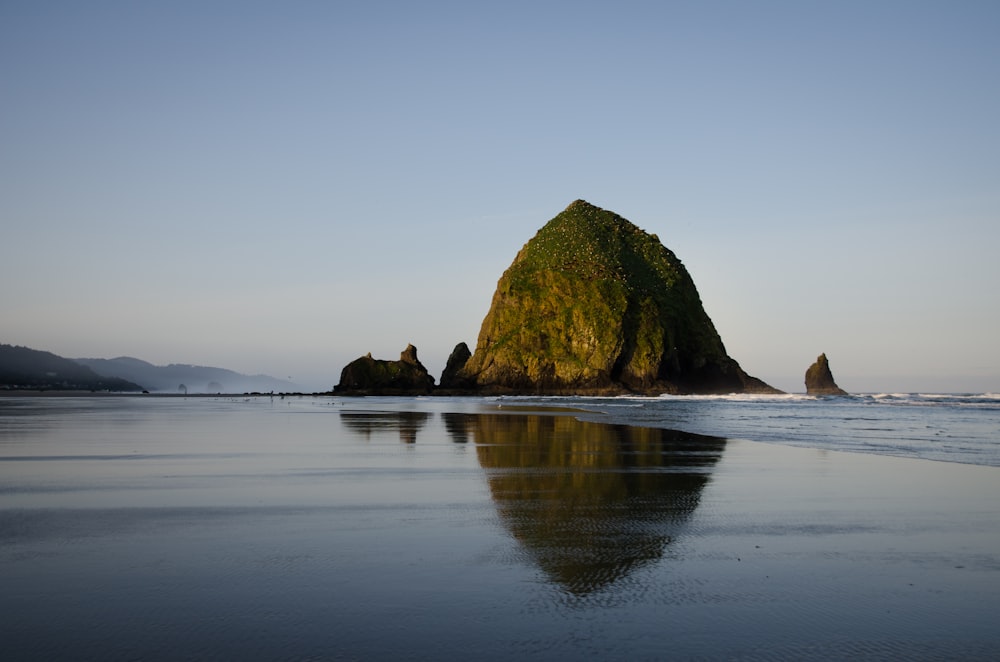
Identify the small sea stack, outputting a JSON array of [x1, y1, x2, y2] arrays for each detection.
[[439, 342, 473, 390], [805, 353, 848, 395], [334, 344, 435, 395]]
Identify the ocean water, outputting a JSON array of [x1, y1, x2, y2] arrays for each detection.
[[2, 394, 999, 660], [524, 392, 1000, 467]]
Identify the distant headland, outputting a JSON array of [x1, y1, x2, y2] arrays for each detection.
[[0, 344, 295, 394]]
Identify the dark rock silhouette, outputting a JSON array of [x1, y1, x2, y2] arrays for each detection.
[[455, 200, 780, 395], [334, 344, 435, 395], [805, 353, 848, 395], [439, 342, 473, 389]]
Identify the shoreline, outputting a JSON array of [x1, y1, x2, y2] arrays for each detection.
[[0, 389, 326, 398], [3, 390, 997, 469], [3, 396, 999, 658]]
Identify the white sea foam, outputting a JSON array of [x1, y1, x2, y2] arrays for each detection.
[[654, 393, 817, 403], [482, 392, 1000, 465], [864, 393, 1000, 409], [543, 392, 1000, 467], [870, 392, 911, 400]]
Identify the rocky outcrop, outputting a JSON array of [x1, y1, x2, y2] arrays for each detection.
[[334, 344, 435, 395], [454, 200, 780, 395], [439, 342, 473, 389], [805, 353, 847, 395]]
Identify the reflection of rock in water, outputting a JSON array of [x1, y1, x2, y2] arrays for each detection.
[[338, 411, 430, 444], [442, 412, 470, 443], [452, 413, 726, 595]]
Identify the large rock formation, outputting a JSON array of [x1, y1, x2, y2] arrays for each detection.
[[805, 353, 848, 395], [334, 344, 435, 395], [455, 200, 779, 395]]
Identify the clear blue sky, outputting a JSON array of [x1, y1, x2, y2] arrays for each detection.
[[2, 1, 998, 393]]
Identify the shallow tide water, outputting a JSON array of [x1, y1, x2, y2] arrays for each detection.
[[2, 395, 999, 660]]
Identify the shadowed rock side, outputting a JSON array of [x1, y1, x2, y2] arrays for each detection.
[[805, 353, 848, 395], [455, 200, 779, 395], [334, 344, 435, 395], [447, 412, 726, 595], [439, 342, 473, 389]]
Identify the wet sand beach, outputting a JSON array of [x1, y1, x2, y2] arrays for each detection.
[[2, 396, 999, 660]]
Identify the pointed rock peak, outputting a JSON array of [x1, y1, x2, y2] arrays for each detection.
[[558, 199, 620, 222], [805, 353, 848, 395], [565, 199, 595, 211], [514, 200, 660, 279], [400, 344, 420, 364], [439, 342, 473, 390], [544, 199, 649, 239]]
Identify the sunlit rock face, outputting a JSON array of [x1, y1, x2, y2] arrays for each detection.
[[457, 200, 779, 395], [334, 344, 435, 395], [805, 353, 848, 395]]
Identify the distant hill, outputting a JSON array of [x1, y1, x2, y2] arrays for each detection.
[[0, 344, 143, 391], [75, 356, 298, 394]]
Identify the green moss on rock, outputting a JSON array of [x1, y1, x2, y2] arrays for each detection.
[[458, 200, 779, 395], [335, 344, 435, 395], [804, 353, 848, 395]]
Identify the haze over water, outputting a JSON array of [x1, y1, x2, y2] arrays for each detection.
[[3, 395, 999, 659]]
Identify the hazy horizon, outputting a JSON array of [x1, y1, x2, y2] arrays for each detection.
[[6, 342, 995, 396], [3, 2, 998, 395]]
